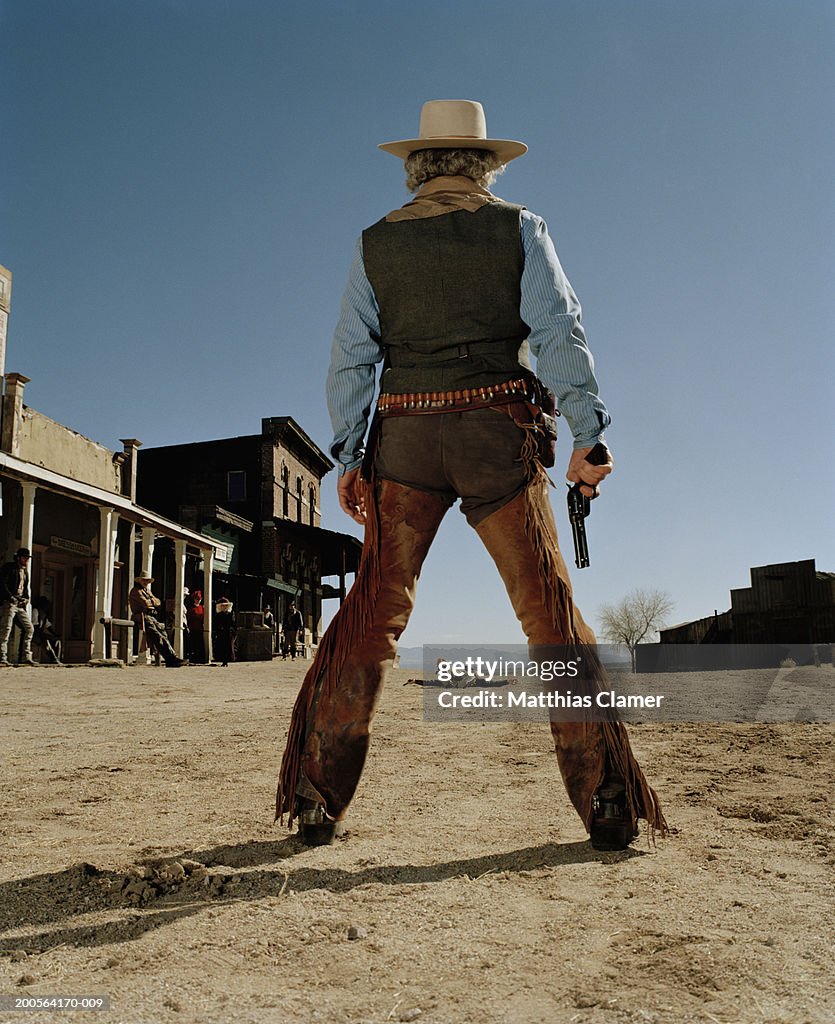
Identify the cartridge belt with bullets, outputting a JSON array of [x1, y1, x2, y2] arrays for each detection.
[[368, 375, 559, 470], [376, 377, 535, 415]]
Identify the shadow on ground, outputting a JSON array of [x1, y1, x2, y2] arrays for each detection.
[[0, 836, 646, 953]]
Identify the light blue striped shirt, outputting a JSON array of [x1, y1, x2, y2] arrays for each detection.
[[327, 207, 611, 475]]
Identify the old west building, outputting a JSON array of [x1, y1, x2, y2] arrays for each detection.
[[636, 559, 835, 671], [136, 417, 362, 649], [728, 560, 835, 645], [0, 373, 218, 663]]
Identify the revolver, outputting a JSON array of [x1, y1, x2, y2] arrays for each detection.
[[566, 442, 610, 569]]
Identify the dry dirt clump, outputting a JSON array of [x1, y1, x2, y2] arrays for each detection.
[[0, 661, 833, 1024]]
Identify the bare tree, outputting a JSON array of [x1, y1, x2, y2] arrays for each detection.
[[598, 588, 674, 672]]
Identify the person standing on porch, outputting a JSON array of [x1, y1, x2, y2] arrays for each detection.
[[0, 548, 35, 667]]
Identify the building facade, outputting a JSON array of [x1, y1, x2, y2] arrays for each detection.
[[0, 373, 218, 663], [728, 560, 835, 645], [136, 417, 361, 650], [636, 559, 835, 671]]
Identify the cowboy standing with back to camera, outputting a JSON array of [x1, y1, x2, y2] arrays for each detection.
[[277, 100, 667, 849]]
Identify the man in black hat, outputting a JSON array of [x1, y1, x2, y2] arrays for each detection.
[[283, 601, 304, 660], [0, 548, 35, 666]]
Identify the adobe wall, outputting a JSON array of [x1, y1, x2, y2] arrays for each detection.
[[17, 407, 122, 493]]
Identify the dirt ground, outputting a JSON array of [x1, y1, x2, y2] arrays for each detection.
[[0, 659, 833, 1024]]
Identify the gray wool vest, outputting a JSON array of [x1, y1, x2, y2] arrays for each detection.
[[361, 201, 532, 393]]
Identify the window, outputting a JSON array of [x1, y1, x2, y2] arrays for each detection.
[[296, 478, 303, 522], [227, 470, 246, 502], [281, 466, 289, 517], [308, 485, 316, 527]]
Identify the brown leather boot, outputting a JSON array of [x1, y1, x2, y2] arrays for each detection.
[[476, 483, 666, 842], [279, 478, 449, 826]]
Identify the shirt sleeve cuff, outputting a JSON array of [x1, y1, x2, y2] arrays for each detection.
[[337, 457, 364, 477], [572, 433, 606, 451]]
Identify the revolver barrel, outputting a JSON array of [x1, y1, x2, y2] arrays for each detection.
[[566, 442, 609, 570], [567, 487, 591, 569]]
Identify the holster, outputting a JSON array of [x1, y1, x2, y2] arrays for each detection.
[[500, 377, 558, 468], [526, 377, 558, 467]]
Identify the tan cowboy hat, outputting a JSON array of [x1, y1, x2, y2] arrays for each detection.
[[134, 573, 154, 583], [378, 99, 527, 164]]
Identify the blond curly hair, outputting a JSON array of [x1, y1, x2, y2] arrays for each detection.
[[404, 148, 506, 193]]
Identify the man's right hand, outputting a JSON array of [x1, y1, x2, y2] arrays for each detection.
[[566, 445, 613, 498], [337, 468, 367, 525]]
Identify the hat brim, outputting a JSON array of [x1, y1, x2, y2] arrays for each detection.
[[378, 136, 527, 163]]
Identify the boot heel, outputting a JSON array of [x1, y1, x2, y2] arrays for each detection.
[[590, 777, 637, 851], [297, 801, 346, 846]]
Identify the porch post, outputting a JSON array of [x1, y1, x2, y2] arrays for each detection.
[[140, 528, 155, 578], [125, 524, 136, 610], [19, 479, 36, 565], [107, 513, 120, 614], [173, 539, 187, 659], [135, 527, 156, 665], [93, 507, 115, 659], [203, 547, 214, 663], [18, 481, 37, 624]]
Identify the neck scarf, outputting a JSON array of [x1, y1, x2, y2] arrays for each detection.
[[385, 175, 502, 222]]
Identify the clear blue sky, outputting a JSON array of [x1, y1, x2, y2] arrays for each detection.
[[1, 0, 832, 644]]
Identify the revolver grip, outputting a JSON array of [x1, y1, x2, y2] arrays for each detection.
[[585, 442, 610, 467]]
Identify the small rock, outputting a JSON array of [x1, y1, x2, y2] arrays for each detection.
[[17, 974, 37, 987], [706, 853, 717, 861], [399, 1010, 422, 1022], [574, 994, 600, 1009], [347, 925, 368, 941], [10, 950, 27, 962], [204, 873, 226, 896], [160, 861, 186, 883]]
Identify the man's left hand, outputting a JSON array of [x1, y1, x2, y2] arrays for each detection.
[[566, 446, 614, 498]]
